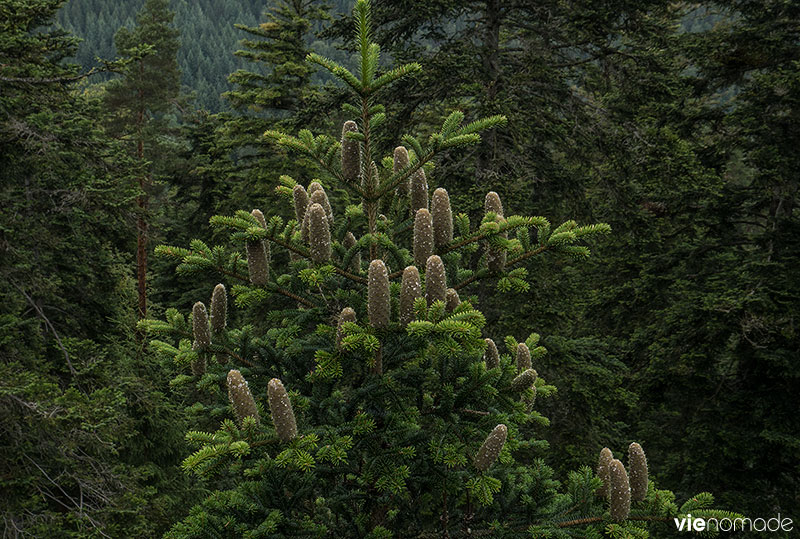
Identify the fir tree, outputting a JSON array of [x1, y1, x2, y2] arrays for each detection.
[[141, 2, 737, 536], [104, 0, 181, 323]]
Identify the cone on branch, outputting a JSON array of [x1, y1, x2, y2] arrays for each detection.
[[343, 231, 361, 273], [511, 368, 537, 392], [310, 186, 334, 225], [474, 424, 507, 472], [247, 209, 270, 285], [307, 203, 331, 263], [308, 181, 323, 196], [484, 338, 500, 369], [516, 343, 532, 372], [410, 167, 428, 214], [293, 184, 310, 224], [609, 459, 631, 521], [267, 378, 297, 442], [431, 188, 453, 248], [336, 307, 357, 349], [192, 301, 210, 350], [368, 259, 390, 328], [425, 255, 446, 305], [628, 442, 648, 502], [484, 191, 507, 273], [341, 121, 360, 182], [209, 284, 227, 335], [597, 447, 613, 499], [227, 370, 260, 426], [399, 265, 422, 325], [413, 208, 434, 268], [393, 146, 410, 195], [445, 288, 460, 312]]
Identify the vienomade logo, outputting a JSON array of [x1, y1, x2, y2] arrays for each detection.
[[674, 514, 793, 533]]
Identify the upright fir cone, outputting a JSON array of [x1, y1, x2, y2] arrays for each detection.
[[431, 188, 453, 248], [413, 208, 434, 268], [368, 259, 390, 328], [341, 121, 360, 182], [484, 338, 500, 369], [393, 146, 410, 195], [209, 284, 227, 335], [343, 231, 361, 273], [301, 201, 312, 242], [445, 288, 460, 312], [609, 459, 631, 521], [516, 343, 532, 372], [307, 203, 331, 263], [484, 191, 507, 273], [597, 447, 613, 499], [293, 184, 310, 224], [511, 368, 537, 392], [628, 442, 649, 502], [310, 186, 334, 225], [474, 424, 508, 472], [308, 181, 323, 196], [336, 307, 357, 349], [425, 255, 447, 305], [226, 369, 260, 426], [267, 378, 297, 442], [192, 301, 211, 350], [247, 209, 270, 285], [399, 266, 422, 325], [410, 167, 428, 214]]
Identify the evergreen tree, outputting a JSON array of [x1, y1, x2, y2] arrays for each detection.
[[1, 1, 195, 535], [104, 0, 181, 323], [141, 2, 737, 536]]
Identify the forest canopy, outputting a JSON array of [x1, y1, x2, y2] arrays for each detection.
[[1, 0, 797, 537]]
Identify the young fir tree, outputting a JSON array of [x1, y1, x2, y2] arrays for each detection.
[[141, 2, 738, 536]]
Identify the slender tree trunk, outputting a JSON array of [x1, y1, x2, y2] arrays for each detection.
[[136, 62, 148, 327]]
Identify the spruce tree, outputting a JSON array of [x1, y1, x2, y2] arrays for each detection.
[[142, 1, 737, 536]]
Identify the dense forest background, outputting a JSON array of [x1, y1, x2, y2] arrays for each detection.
[[2, 0, 798, 536]]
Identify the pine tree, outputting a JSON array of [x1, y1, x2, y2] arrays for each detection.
[[141, 2, 736, 536]]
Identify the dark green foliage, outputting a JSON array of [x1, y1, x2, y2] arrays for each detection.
[[1, 1, 195, 535], [139, 2, 728, 536]]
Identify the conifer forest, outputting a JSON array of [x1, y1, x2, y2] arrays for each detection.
[[2, 0, 799, 537]]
